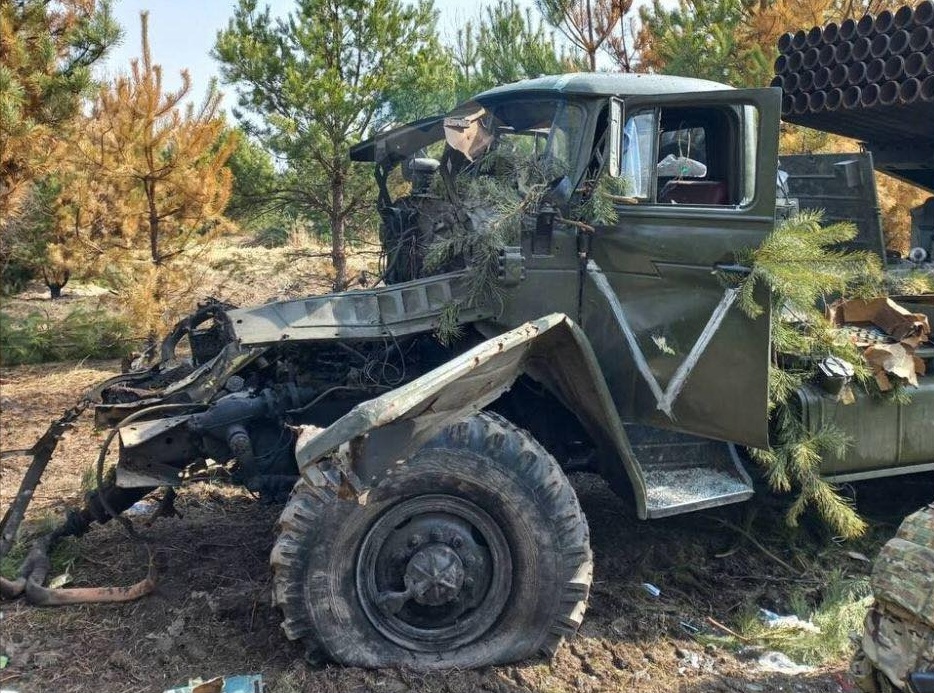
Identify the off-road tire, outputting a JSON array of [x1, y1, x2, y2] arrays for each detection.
[[271, 411, 593, 669]]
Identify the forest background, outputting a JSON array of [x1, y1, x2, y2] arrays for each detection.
[[0, 0, 925, 353]]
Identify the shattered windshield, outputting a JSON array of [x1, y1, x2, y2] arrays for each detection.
[[443, 99, 585, 182]]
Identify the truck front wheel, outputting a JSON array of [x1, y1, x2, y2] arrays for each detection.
[[271, 412, 593, 669]]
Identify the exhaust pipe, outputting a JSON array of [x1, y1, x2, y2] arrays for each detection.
[[916, 1, 934, 28], [803, 47, 820, 69], [818, 44, 836, 66], [870, 33, 890, 58], [921, 74, 934, 100], [857, 14, 875, 37], [793, 92, 810, 114], [808, 90, 828, 111], [927, 52, 934, 73], [788, 50, 805, 72], [843, 85, 862, 108], [823, 22, 840, 45], [840, 18, 858, 41], [879, 80, 900, 105], [889, 29, 911, 55], [861, 82, 880, 106], [781, 94, 795, 116], [909, 25, 931, 52], [778, 32, 795, 54], [853, 36, 872, 61], [791, 29, 808, 51], [835, 40, 854, 64], [799, 70, 815, 92], [826, 88, 845, 110], [899, 78, 921, 103], [774, 54, 789, 74], [884, 54, 905, 80], [893, 5, 914, 31], [782, 72, 800, 93], [874, 9, 895, 35], [770, 75, 783, 89], [806, 25, 824, 47], [906, 52, 927, 78], [813, 66, 832, 90], [831, 63, 851, 87], [867, 58, 886, 83]]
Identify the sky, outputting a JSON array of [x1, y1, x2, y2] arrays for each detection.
[[99, 0, 536, 104]]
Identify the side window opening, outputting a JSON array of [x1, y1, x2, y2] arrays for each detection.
[[616, 103, 756, 208]]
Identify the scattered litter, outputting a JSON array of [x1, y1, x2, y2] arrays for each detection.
[[0, 654, 7, 669], [675, 646, 716, 675], [756, 650, 814, 675], [47, 573, 71, 590], [758, 608, 821, 634], [164, 674, 264, 693], [126, 500, 157, 517], [679, 620, 700, 635], [610, 615, 628, 636], [846, 550, 871, 563], [641, 583, 661, 598]]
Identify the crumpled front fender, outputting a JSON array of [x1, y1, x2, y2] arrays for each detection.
[[294, 313, 649, 518]]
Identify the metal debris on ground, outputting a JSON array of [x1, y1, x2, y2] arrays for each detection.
[[641, 583, 661, 598], [164, 674, 264, 693]]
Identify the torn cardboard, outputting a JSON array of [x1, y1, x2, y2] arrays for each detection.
[[444, 106, 492, 161], [828, 297, 931, 349], [828, 297, 930, 391]]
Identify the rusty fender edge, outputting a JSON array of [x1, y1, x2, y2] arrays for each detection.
[[295, 313, 649, 519]]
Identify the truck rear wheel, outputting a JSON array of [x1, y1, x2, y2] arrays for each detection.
[[271, 411, 592, 669]]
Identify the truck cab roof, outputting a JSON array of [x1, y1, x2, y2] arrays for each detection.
[[472, 72, 734, 100], [350, 73, 736, 164]]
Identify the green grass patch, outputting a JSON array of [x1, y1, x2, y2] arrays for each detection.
[[0, 307, 136, 366], [733, 569, 872, 665], [0, 515, 79, 581]]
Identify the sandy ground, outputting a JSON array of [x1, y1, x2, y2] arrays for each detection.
[[2, 360, 932, 693], [2, 241, 932, 692]]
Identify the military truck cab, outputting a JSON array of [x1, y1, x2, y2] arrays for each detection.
[[51, 72, 931, 672]]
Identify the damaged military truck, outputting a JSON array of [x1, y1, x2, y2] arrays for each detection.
[[3, 70, 934, 670]]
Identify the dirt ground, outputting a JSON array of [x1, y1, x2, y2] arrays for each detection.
[[3, 359, 933, 693]]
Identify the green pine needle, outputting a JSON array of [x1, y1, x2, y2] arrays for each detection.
[[738, 211, 887, 539]]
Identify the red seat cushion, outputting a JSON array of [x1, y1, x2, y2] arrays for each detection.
[[658, 180, 729, 205]]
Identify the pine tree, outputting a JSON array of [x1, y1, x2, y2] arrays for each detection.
[[215, 0, 440, 290], [63, 12, 235, 338], [0, 0, 119, 290], [536, 0, 634, 71]]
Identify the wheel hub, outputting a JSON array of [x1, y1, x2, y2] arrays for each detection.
[[356, 495, 513, 652], [404, 544, 465, 606]]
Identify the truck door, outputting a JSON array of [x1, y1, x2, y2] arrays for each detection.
[[581, 88, 781, 449]]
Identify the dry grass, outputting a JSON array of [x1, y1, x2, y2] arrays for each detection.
[[2, 238, 932, 692]]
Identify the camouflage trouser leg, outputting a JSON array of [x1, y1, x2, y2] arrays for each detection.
[[855, 602, 934, 692], [851, 644, 897, 693]]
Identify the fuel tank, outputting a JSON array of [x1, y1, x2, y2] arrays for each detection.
[[795, 375, 934, 481]]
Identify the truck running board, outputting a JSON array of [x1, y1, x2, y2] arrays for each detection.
[[625, 425, 755, 518]]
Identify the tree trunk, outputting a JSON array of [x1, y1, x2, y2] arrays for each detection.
[[330, 177, 347, 291], [43, 268, 69, 300], [148, 185, 163, 345]]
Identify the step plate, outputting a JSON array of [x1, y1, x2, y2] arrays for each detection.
[[626, 425, 755, 518]]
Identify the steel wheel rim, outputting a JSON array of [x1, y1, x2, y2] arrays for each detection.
[[356, 494, 512, 652]]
